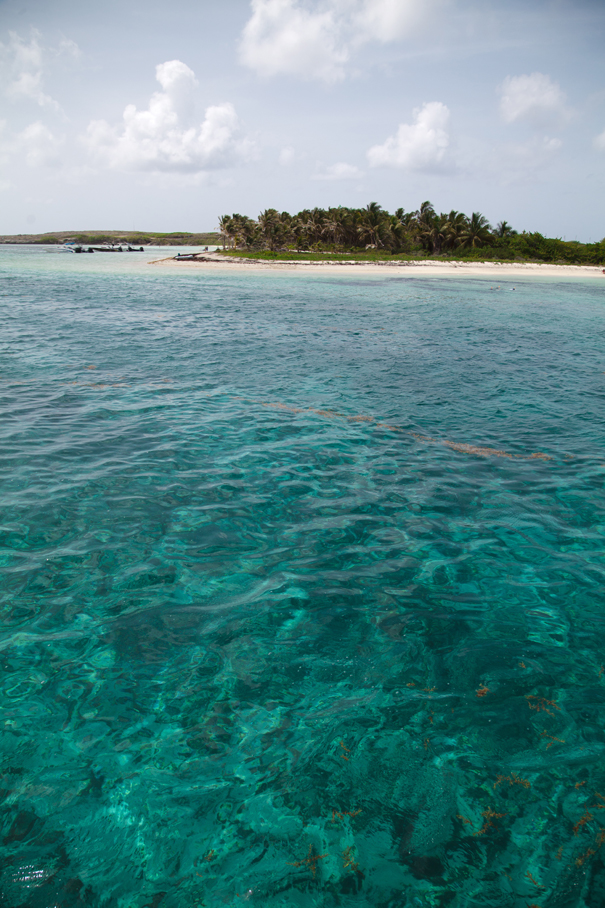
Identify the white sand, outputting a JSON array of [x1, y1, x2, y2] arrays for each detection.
[[150, 253, 605, 279]]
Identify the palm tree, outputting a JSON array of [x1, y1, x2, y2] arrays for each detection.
[[288, 216, 307, 251], [230, 214, 257, 248], [459, 212, 493, 249], [413, 201, 436, 252], [257, 209, 281, 250], [443, 210, 468, 250], [417, 201, 436, 227], [423, 214, 450, 254], [395, 208, 415, 229], [218, 204, 526, 256], [383, 215, 409, 252], [218, 215, 235, 249], [496, 220, 516, 239], [357, 202, 385, 248], [302, 208, 325, 247], [334, 207, 358, 247], [321, 216, 342, 247]]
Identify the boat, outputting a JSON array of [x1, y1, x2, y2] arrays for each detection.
[[63, 244, 93, 253], [62, 243, 145, 253], [173, 251, 209, 261]]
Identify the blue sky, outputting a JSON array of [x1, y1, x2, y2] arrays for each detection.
[[0, 0, 604, 239]]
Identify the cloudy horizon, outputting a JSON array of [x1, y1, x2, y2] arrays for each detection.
[[0, 0, 603, 240]]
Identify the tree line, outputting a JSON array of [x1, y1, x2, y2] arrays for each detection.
[[218, 202, 604, 264]]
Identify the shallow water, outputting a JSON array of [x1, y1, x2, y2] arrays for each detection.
[[1, 246, 605, 907]]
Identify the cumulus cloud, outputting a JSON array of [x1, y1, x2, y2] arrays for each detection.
[[499, 73, 568, 126], [367, 102, 450, 171], [594, 129, 605, 152], [0, 30, 78, 111], [311, 161, 362, 180], [239, 0, 431, 82], [240, 0, 346, 81], [83, 60, 252, 173]]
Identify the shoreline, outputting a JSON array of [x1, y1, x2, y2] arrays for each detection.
[[150, 253, 605, 279]]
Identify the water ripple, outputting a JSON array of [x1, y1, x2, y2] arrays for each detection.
[[0, 249, 605, 906]]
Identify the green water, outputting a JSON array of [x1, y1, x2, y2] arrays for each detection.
[[1, 246, 605, 907]]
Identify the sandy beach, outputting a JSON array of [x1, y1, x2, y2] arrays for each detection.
[[150, 253, 605, 279]]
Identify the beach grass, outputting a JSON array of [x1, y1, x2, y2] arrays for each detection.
[[215, 248, 601, 266]]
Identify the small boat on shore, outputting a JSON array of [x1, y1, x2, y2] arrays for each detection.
[[173, 248, 211, 261]]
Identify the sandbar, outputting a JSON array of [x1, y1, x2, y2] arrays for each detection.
[[150, 253, 605, 279]]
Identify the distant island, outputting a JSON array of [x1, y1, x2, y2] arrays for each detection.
[[217, 203, 605, 266], [0, 230, 220, 247], [3, 205, 603, 267]]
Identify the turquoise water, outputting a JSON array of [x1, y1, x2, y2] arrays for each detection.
[[1, 246, 605, 908]]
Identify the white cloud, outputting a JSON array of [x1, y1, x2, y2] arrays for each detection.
[[240, 0, 346, 82], [6, 70, 58, 111], [57, 38, 81, 60], [279, 145, 296, 165], [83, 60, 253, 173], [367, 102, 450, 171], [17, 122, 64, 167], [350, 0, 423, 44], [0, 30, 77, 111], [239, 0, 431, 82], [594, 129, 605, 152], [499, 73, 568, 126], [311, 161, 362, 180], [0, 118, 63, 168]]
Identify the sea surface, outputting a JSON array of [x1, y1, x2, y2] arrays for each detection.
[[1, 245, 605, 908]]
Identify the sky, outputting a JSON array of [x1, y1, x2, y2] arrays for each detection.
[[0, 0, 604, 240]]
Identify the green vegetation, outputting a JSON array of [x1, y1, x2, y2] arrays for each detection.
[[217, 203, 605, 266], [0, 230, 221, 246]]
